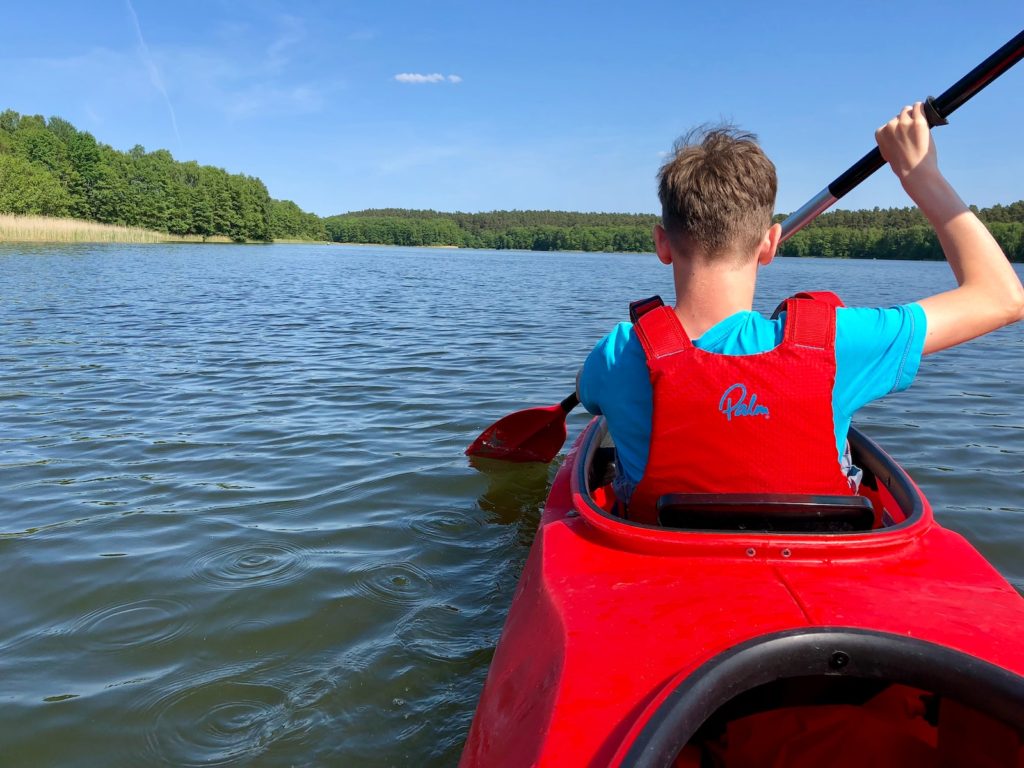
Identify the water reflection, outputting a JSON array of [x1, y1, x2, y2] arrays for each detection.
[[470, 456, 554, 521]]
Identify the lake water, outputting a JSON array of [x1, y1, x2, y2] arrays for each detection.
[[1, 243, 1022, 767]]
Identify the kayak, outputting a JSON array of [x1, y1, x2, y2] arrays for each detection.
[[461, 417, 1024, 767]]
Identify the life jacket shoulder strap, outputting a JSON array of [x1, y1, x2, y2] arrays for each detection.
[[791, 290, 845, 307], [629, 295, 665, 323], [770, 290, 845, 318], [630, 298, 693, 360], [780, 291, 844, 350], [630, 290, 843, 356]]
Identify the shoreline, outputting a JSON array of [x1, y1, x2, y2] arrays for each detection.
[[0, 216, 342, 246], [3, 215, 1020, 263], [0, 214, 241, 244]]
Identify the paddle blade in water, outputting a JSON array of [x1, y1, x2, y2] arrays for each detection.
[[465, 404, 569, 463]]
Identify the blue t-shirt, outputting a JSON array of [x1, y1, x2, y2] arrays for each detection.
[[578, 304, 926, 497]]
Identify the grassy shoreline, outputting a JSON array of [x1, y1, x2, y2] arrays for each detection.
[[0, 214, 238, 244]]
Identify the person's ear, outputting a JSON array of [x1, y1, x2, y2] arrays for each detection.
[[654, 224, 673, 266], [757, 223, 782, 266]]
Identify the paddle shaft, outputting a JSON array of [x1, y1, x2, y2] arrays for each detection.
[[780, 28, 1024, 243]]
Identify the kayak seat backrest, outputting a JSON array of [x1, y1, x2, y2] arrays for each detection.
[[657, 493, 875, 533]]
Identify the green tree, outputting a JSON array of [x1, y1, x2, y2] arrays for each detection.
[[0, 154, 71, 215]]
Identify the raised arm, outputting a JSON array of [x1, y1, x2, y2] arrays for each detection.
[[875, 102, 1024, 355]]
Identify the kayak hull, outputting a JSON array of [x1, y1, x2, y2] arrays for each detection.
[[461, 418, 1024, 767]]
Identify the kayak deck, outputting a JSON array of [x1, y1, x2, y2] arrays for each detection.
[[461, 419, 1024, 767]]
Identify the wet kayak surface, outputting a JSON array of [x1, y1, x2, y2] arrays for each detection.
[[1, 242, 1021, 766]]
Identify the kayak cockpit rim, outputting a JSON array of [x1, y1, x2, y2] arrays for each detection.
[[569, 418, 931, 551], [616, 627, 1024, 768]]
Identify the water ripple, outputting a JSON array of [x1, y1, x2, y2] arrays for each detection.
[[395, 603, 492, 664], [408, 510, 485, 546], [190, 541, 311, 589], [351, 561, 436, 606], [64, 597, 194, 652], [141, 677, 291, 767]]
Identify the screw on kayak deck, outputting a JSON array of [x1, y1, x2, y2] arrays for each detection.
[[829, 651, 851, 670]]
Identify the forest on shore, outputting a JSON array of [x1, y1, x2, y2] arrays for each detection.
[[2, 109, 1022, 261], [0, 109, 324, 242], [323, 206, 1024, 262]]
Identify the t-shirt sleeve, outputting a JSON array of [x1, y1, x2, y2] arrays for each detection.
[[578, 322, 654, 486], [833, 303, 927, 418], [579, 322, 632, 415]]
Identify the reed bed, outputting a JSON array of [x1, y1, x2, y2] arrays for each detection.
[[0, 215, 231, 244]]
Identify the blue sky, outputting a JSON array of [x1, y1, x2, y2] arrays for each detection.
[[3, 1, 1023, 217]]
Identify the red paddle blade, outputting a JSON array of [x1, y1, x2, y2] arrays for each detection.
[[466, 404, 569, 463]]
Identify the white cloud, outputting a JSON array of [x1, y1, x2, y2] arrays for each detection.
[[394, 72, 462, 84], [394, 73, 443, 84]]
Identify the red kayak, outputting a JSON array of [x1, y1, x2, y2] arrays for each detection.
[[461, 418, 1024, 767]]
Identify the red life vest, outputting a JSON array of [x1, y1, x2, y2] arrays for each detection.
[[627, 292, 854, 525]]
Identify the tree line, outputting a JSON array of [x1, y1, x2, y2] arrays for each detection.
[[776, 205, 1024, 262], [322, 210, 658, 251], [1, 108, 1021, 260], [0, 109, 324, 242], [324, 206, 1024, 261]]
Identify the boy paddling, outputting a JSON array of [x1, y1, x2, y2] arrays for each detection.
[[578, 102, 1024, 524]]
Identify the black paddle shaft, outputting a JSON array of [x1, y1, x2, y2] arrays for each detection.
[[781, 28, 1024, 242]]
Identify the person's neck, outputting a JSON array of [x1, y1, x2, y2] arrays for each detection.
[[671, 254, 758, 339]]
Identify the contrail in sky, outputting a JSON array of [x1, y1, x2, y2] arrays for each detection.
[[125, 0, 182, 153]]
